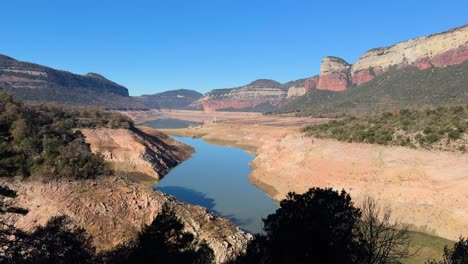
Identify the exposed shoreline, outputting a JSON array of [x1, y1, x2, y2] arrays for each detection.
[[125, 110, 468, 242]]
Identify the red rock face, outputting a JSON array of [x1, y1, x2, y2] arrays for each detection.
[[432, 46, 468, 67], [317, 73, 349, 91], [351, 70, 373, 85], [304, 76, 318, 93], [415, 58, 433, 70]]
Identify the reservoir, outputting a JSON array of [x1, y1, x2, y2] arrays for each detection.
[[153, 136, 278, 234], [140, 118, 203, 129]]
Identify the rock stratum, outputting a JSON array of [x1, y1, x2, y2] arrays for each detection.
[[188, 79, 308, 112], [1, 127, 250, 263], [307, 24, 468, 91], [0, 54, 146, 109]]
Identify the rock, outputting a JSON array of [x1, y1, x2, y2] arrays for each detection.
[[316, 57, 351, 91]]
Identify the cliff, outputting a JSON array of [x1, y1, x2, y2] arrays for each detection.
[[80, 127, 193, 180], [189, 79, 308, 112], [307, 24, 468, 91], [0, 54, 146, 109]]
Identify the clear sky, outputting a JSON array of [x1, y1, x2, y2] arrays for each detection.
[[2, 1, 467, 95]]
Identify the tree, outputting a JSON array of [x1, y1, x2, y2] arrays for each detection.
[[103, 203, 214, 264], [26, 216, 96, 264], [237, 188, 362, 264], [426, 237, 468, 264], [356, 196, 415, 264]]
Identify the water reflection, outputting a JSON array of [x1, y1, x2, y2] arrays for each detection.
[[153, 136, 277, 234]]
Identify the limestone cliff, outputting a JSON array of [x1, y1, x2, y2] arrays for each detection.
[[306, 24, 468, 91], [316, 57, 351, 91]]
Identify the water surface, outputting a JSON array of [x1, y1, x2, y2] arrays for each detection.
[[154, 136, 278, 233], [140, 118, 202, 129]]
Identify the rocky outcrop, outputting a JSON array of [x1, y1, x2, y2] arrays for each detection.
[[316, 57, 351, 91], [189, 79, 308, 112], [80, 127, 193, 180], [286, 86, 306, 98], [305, 24, 468, 91], [304, 76, 319, 93], [1, 177, 250, 263]]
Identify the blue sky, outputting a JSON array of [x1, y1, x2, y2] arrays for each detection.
[[2, 1, 467, 95]]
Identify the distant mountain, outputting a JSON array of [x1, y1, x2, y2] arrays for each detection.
[[0, 54, 146, 109], [133, 89, 202, 109], [279, 24, 468, 116], [187, 78, 308, 112]]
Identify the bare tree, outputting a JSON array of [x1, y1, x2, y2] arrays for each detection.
[[357, 196, 417, 264]]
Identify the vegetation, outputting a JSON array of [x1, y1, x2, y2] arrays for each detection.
[[135, 89, 202, 109], [426, 237, 468, 264], [279, 61, 468, 116], [232, 188, 417, 264], [0, 190, 214, 264], [303, 106, 467, 152], [102, 204, 214, 264], [0, 92, 136, 179]]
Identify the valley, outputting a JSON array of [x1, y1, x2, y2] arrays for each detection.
[[126, 110, 468, 242]]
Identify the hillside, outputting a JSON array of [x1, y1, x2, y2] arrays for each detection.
[[303, 106, 468, 153], [279, 61, 468, 116], [133, 89, 202, 109], [188, 78, 308, 112], [0, 54, 146, 109]]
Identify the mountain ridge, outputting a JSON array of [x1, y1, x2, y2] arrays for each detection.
[[0, 54, 149, 109]]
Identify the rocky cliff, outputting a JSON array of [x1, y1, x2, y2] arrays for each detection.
[[306, 24, 468, 91], [80, 127, 193, 180], [189, 79, 307, 112], [0, 54, 146, 109]]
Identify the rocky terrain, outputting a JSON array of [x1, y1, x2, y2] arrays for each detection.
[[305, 24, 468, 91], [80, 127, 193, 180], [1, 177, 250, 263], [1, 126, 250, 263], [133, 89, 202, 109], [188, 79, 308, 112], [0, 54, 146, 109]]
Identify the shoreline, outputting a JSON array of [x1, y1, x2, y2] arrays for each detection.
[[124, 110, 467, 242]]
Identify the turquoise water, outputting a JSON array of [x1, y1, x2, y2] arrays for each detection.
[[140, 118, 203, 129], [153, 136, 278, 234]]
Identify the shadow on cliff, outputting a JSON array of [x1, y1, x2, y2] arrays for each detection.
[[155, 185, 254, 231]]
